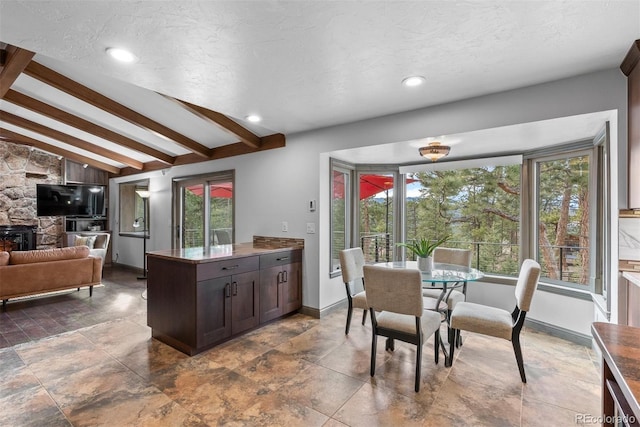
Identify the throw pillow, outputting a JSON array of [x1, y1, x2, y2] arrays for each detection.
[[74, 235, 96, 249]]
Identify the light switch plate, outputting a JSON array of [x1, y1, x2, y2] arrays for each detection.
[[306, 222, 315, 234], [282, 221, 288, 232]]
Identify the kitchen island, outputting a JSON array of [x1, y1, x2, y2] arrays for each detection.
[[147, 238, 303, 355]]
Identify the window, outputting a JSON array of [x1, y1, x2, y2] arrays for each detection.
[[330, 161, 352, 276], [358, 172, 396, 263], [119, 180, 149, 235], [533, 152, 591, 288], [404, 165, 521, 276], [173, 171, 234, 249], [331, 127, 610, 296]]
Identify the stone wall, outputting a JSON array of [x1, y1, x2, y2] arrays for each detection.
[[0, 141, 63, 249]]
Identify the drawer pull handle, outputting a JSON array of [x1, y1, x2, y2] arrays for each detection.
[[222, 265, 239, 270], [233, 282, 238, 296], [225, 283, 231, 298], [276, 257, 290, 261]]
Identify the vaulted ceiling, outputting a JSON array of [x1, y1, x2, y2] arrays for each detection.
[[0, 1, 639, 173], [0, 43, 285, 176]]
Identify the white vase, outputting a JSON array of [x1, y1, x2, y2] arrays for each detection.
[[417, 256, 434, 273]]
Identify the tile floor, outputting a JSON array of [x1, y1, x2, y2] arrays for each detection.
[[1, 266, 602, 426]]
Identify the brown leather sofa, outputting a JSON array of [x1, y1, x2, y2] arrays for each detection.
[[0, 246, 102, 308]]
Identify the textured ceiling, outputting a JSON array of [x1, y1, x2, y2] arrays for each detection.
[[0, 0, 639, 166]]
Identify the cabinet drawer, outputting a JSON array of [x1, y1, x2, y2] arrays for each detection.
[[260, 250, 301, 269], [197, 256, 259, 280]]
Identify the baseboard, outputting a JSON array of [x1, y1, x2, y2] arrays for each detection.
[[300, 299, 347, 319], [525, 318, 592, 347]]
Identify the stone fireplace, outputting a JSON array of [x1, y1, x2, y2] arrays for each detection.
[[0, 141, 63, 249]]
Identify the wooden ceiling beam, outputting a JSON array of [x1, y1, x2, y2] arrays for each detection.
[[4, 89, 176, 165], [0, 128, 121, 174], [117, 132, 286, 177], [0, 45, 35, 98], [162, 95, 262, 149], [23, 61, 211, 158], [1, 111, 144, 169]]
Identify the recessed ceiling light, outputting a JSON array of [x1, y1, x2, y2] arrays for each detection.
[[245, 114, 261, 123], [402, 76, 426, 87], [106, 47, 137, 63]]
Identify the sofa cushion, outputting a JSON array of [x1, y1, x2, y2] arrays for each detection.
[[75, 235, 96, 249], [0, 251, 9, 266], [9, 246, 90, 265]]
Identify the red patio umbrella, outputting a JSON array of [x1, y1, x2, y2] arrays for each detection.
[[185, 182, 233, 198], [333, 172, 416, 199]]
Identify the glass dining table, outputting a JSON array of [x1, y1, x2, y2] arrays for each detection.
[[374, 260, 484, 366]]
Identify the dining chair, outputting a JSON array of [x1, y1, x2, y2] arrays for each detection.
[[339, 248, 369, 335], [364, 265, 442, 392], [448, 259, 541, 382], [423, 247, 472, 346], [422, 247, 472, 312]]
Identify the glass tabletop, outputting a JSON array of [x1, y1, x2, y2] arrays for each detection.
[[374, 261, 484, 284]]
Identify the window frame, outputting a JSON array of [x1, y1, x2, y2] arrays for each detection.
[[330, 159, 354, 277], [331, 130, 611, 300], [118, 179, 149, 237]]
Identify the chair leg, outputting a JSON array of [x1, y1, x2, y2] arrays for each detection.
[[90, 286, 93, 297], [456, 329, 462, 348], [345, 302, 353, 335], [361, 309, 368, 325], [370, 332, 377, 377], [434, 329, 440, 365], [415, 340, 422, 392], [512, 335, 527, 383], [385, 338, 395, 351], [448, 327, 456, 367]]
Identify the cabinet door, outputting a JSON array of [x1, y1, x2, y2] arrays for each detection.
[[231, 270, 260, 334], [197, 277, 232, 346], [260, 265, 283, 323], [282, 262, 302, 314]]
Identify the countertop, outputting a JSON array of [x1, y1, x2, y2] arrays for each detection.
[[591, 322, 640, 418], [147, 242, 300, 263], [623, 271, 640, 288]]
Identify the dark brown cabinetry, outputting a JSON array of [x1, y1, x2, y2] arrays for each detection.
[[621, 40, 640, 209], [147, 245, 302, 355], [259, 250, 302, 323], [197, 270, 259, 346]]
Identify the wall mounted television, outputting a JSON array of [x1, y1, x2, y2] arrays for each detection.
[[36, 184, 106, 217]]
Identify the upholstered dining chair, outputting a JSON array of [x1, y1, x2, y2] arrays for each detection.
[[339, 248, 369, 335], [423, 247, 472, 346], [364, 265, 442, 392], [448, 259, 541, 382], [422, 247, 472, 314]]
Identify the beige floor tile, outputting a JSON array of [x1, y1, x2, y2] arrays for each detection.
[[278, 363, 365, 416], [333, 382, 431, 427], [523, 365, 600, 415], [522, 396, 599, 427], [425, 376, 522, 427]]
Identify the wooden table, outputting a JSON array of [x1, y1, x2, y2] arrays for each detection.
[[591, 322, 640, 426]]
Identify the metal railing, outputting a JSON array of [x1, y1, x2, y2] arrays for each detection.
[[359, 235, 589, 285], [360, 233, 392, 263]]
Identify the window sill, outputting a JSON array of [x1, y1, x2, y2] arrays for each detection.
[[479, 274, 594, 301], [119, 232, 149, 239]]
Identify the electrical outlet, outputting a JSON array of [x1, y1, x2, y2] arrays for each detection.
[[281, 221, 288, 232], [306, 222, 316, 234]]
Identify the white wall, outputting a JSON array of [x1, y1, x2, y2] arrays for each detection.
[[110, 67, 627, 334]]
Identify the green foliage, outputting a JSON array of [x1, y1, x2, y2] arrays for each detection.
[[397, 235, 450, 258]]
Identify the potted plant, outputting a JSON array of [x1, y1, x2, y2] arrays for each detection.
[[397, 235, 449, 273]]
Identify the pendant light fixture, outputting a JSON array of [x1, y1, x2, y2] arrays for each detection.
[[419, 142, 450, 162]]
